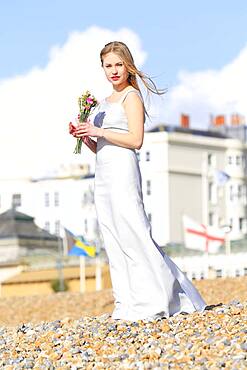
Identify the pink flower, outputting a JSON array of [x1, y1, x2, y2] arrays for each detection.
[[86, 97, 93, 104]]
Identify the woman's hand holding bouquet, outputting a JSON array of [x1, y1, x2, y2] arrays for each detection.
[[68, 91, 103, 154]]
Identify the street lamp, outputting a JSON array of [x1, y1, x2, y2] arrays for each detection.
[[220, 224, 232, 255]]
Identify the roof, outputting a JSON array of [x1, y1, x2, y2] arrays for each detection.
[[147, 124, 230, 139], [0, 209, 34, 222], [0, 208, 59, 242]]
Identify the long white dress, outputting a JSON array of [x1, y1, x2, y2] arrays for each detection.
[[93, 88, 207, 322]]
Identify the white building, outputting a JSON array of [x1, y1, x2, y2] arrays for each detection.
[[0, 124, 246, 249], [0, 164, 98, 245], [138, 124, 247, 245]]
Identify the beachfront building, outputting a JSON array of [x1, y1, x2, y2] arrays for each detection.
[[0, 121, 246, 250], [0, 163, 98, 247], [0, 208, 59, 262], [139, 123, 247, 245]]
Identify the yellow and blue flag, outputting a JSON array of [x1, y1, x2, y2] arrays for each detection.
[[64, 228, 96, 257]]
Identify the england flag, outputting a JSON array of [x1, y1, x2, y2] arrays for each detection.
[[182, 215, 225, 254]]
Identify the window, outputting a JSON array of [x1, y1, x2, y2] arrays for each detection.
[[208, 182, 217, 204], [235, 269, 240, 277], [44, 192, 50, 207], [147, 180, 151, 195], [244, 267, 247, 276], [55, 220, 60, 235], [242, 155, 246, 168], [228, 156, 232, 165], [208, 182, 213, 201], [83, 189, 94, 206], [146, 151, 150, 161], [208, 153, 212, 166], [208, 153, 215, 167], [243, 184, 247, 204], [12, 193, 21, 207], [54, 192, 59, 207], [192, 272, 196, 280], [229, 185, 234, 201], [93, 218, 99, 233], [229, 218, 233, 230], [236, 156, 241, 166], [209, 212, 214, 226], [239, 218, 247, 233], [44, 221, 50, 232], [237, 185, 242, 199], [84, 218, 88, 233], [82, 192, 88, 205], [200, 272, 205, 280], [216, 269, 222, 278]]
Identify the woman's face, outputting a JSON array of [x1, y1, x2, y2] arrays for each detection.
[[102, 52, 129, 88]]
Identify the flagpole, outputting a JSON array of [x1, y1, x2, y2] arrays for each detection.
[[225, 233, 231, 255], [202, 151, 208, 228], [62, 226, 68, 256], [56, 230, 65, 291], [95, 255, 102, 291], [202, 152, 210, 277], [80, 256, 86, 293]]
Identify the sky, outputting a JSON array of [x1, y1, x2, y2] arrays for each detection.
[[0, 0, 246, 178]]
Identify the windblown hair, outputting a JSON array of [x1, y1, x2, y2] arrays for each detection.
[[100, 41, 166, 97]]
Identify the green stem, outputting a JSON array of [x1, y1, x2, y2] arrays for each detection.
[[73, 110, 90, 154], [74, 138, 82, 154]]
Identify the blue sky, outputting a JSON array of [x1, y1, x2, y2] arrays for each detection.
[[0, 0, 247, 178], [1, 0, 246, 86]]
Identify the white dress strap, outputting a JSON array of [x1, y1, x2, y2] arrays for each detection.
[[119, 89, 142, 104]]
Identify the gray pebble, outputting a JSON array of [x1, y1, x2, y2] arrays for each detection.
[[240, 342, 247, 351], [205, 336, 215, 344], [223, 339, 231, 346], [186, 342, 193, 349], [214, 324, 221, 330]]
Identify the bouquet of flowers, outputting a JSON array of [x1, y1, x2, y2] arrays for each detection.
[[70, 90, 98, 154]]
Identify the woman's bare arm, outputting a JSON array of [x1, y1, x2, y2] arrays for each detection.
[[83, 136, 97, 154]]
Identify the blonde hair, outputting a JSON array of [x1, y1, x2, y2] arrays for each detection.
[[100, 41, 166, 98]]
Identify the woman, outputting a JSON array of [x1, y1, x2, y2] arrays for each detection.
[[71, 41, 207, 321]]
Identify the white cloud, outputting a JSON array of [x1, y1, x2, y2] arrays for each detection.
[[162, 44, 247, 128], [2, 26, 246, 180], [0, 26, 147, 179]]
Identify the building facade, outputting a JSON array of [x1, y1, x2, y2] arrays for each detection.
[[0, 164, 98, 248], [0, 126, 246, 250], [138, 125, 247, 244]]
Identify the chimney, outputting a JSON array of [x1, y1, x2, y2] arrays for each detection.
[[180, 114, 190, 128], [231, 113, 245, 125], [213, 115, 225, 126]]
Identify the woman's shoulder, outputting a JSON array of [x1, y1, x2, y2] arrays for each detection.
[[122, 87, 146, 123], [122, 87, 143, 103], [124, 86, 141, 95]]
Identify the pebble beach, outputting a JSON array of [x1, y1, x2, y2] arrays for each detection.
[[0, 276, 246, 369]]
